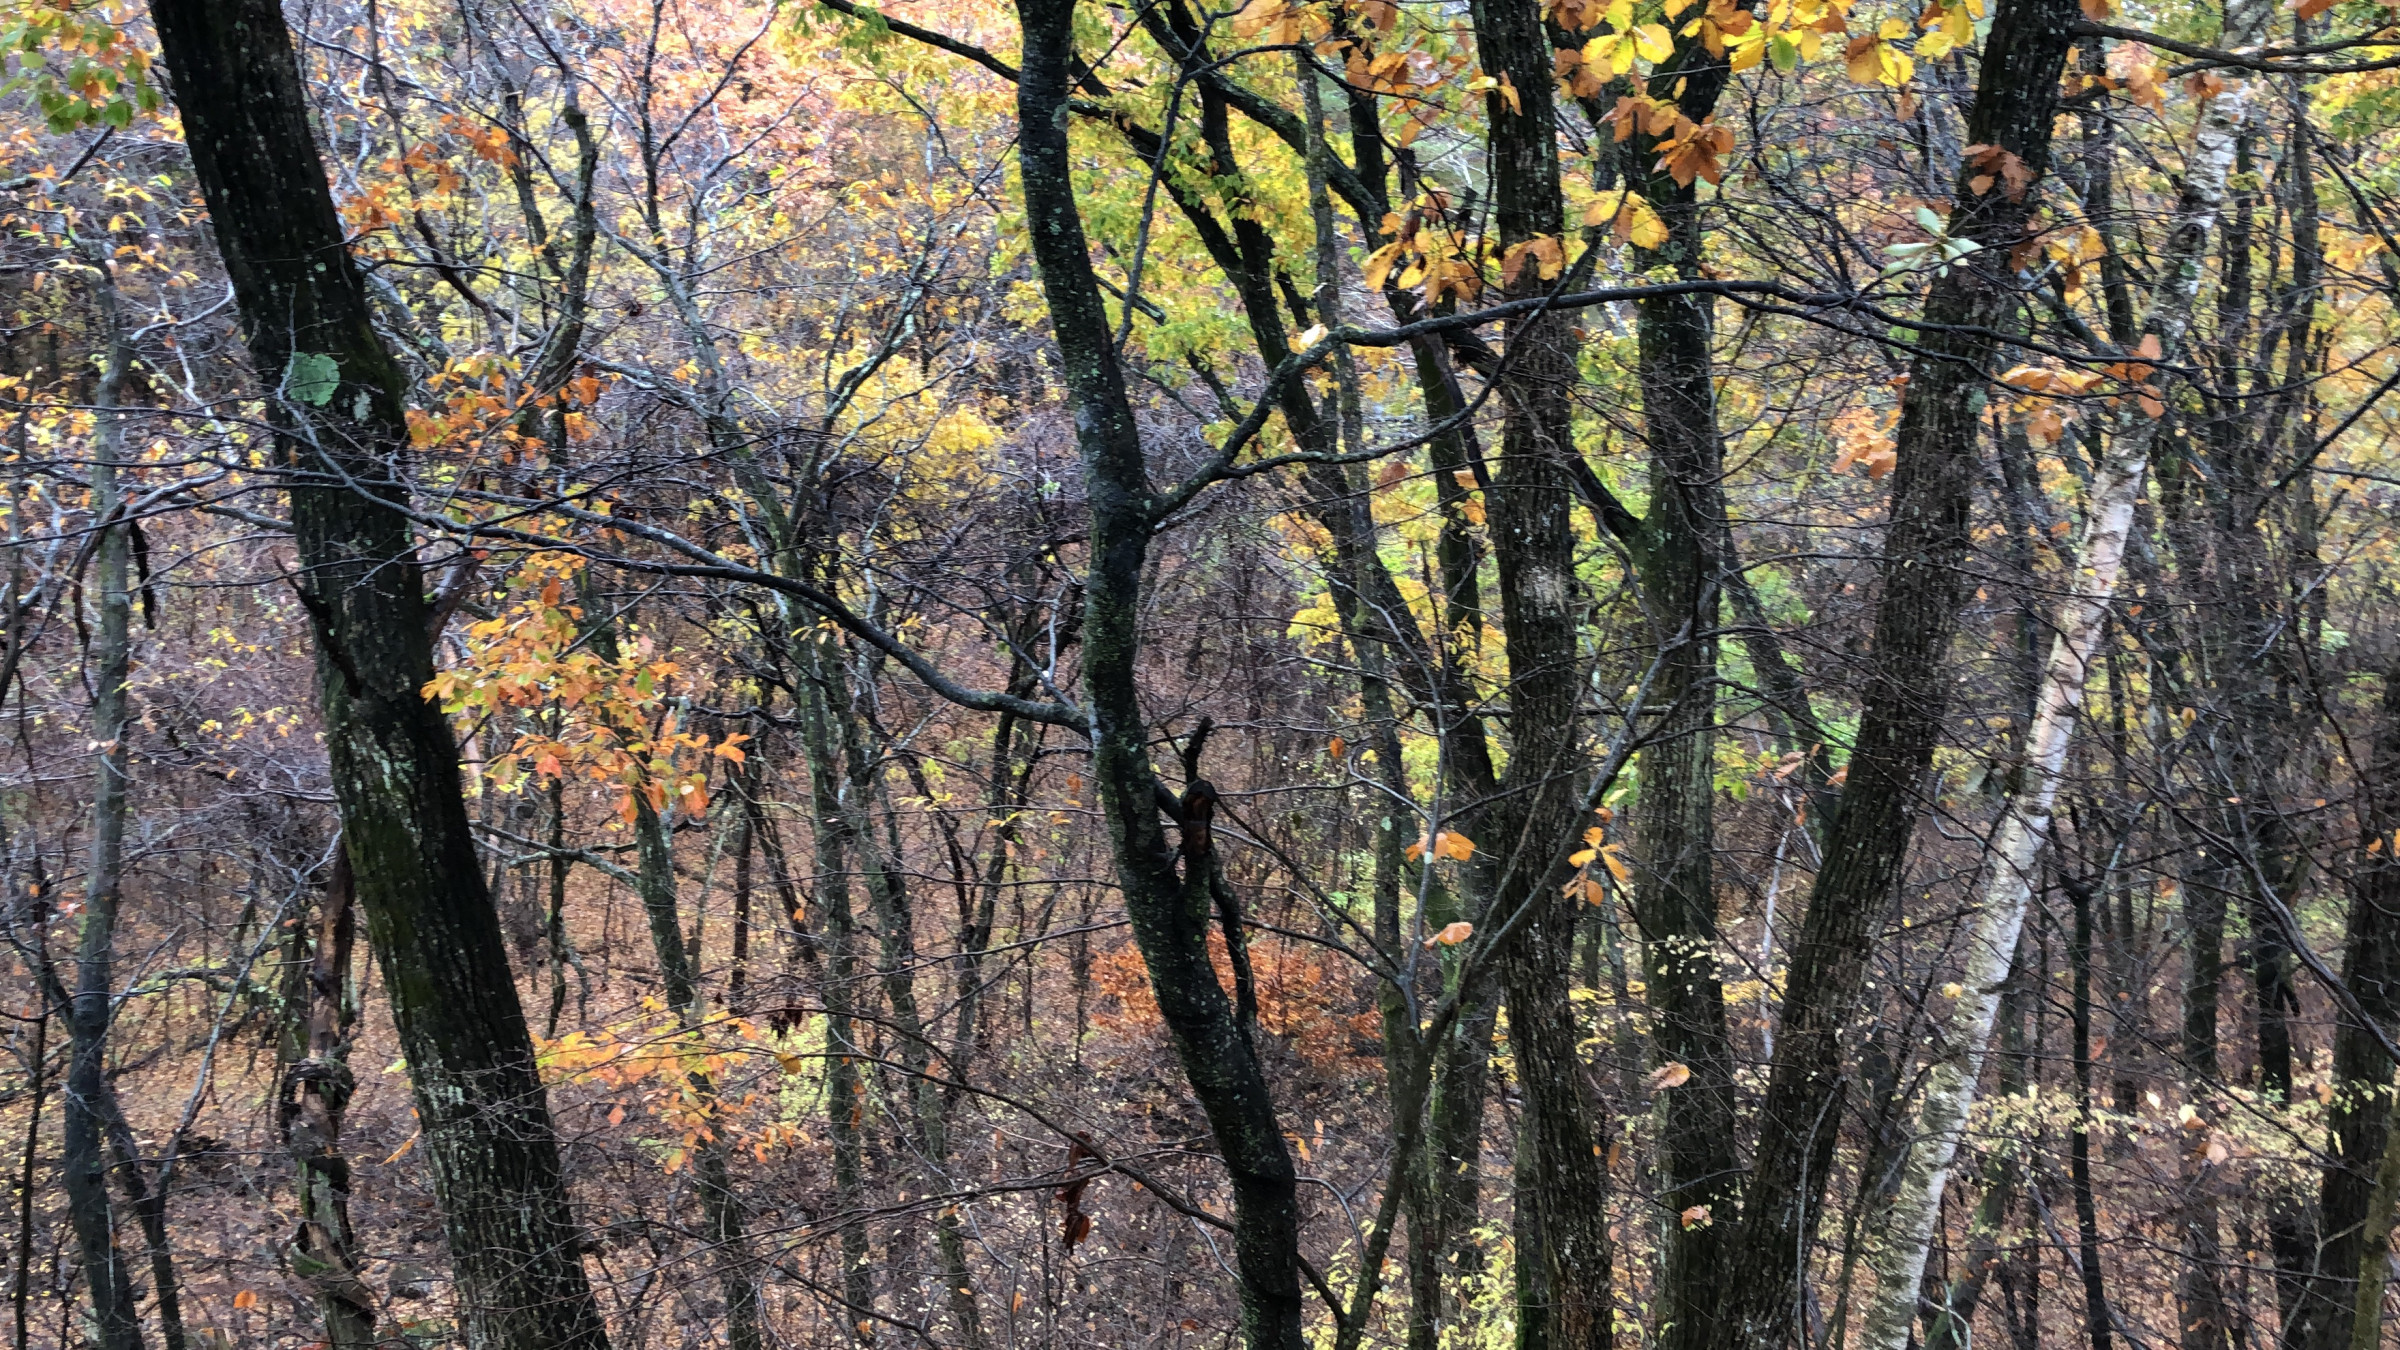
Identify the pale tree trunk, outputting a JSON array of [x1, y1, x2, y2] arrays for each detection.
[[63, 251, 142, 1350], [1853, 72, 2250, 1350]]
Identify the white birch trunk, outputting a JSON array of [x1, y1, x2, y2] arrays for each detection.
[[1854, 74, 2251, 1350]]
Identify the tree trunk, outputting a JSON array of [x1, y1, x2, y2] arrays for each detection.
[[2299, 655, 2400, 1350], [1009, 0, 1307, 1342], [145, 5, 612, 1346], [1710, 0, 2082, 1338], [280, 848, 376, 1350], [63, 255, 141, 1350], [1853, 62, 2246, 1349], [1463, 0, 1618, 1341]]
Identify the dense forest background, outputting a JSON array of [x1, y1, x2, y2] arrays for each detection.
[[4, 0, 2400, 1345]]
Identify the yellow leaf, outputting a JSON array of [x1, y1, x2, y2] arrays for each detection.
[[1600, 843, 1632, 884], [1570, 848, 1598, 867], [1635, 22, 1674, 60]]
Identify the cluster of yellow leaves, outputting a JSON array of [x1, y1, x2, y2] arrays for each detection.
[[2045, 221, 2109, 299], [1752, 0, 1859, 69], [1577, 7, 1675, 75], [1360, 198, 1488, 305], [1912, 0, 1981, 61], [1844, 16, 1916, 86], [539, 1014, 812, 1167]]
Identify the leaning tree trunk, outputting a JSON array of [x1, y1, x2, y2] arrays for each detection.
[[1711, 0, 2082, 1338], [144, 4, 611, 1347], [1853, 67, 2246, 1343]]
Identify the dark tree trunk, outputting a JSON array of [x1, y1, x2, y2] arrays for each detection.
[[1465, 0, 1616, 1341], [1711, 0, 2082, 1338], [1009, 7, 1306, 1341], [145, 5, 611, 1347], [2296, 658, 2400, 1350]]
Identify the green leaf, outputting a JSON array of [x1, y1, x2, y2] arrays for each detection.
[[285, 352, 341, 407]]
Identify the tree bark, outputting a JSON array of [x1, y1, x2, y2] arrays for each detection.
[[1011, 2, 1307, 1343], [1711, 0, 2082, 1337], [1464, 0, 1617, 1341], [63, 247, 141, 1350], [145, 5, 612, 1346], [279, 848, 377, 1350], [1853, 62, 2245, 1349]]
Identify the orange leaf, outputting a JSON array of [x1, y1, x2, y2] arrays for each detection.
[[233, 1291, 258, 1311], [1648, 1062, 1693, 1090]]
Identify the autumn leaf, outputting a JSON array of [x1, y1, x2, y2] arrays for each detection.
[[1599, 843, 1632, 883], [1652, 114, 1734, 187], [1648, 1062, 1693, 1090], [1500, 234, 1565, 285], [1961, 143, 2033, 201], [1843, 18, 1914, 88], [1583, 189, 1669, 249], [1430, 921, 1475, 946]]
